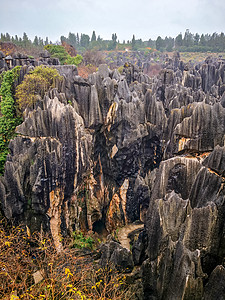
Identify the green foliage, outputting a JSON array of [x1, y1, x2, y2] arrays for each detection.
[[72, 231, 94, 250], [80, 33, 90, 48], [15, 65, 62, 110], [0, 66, 22, 174], [15, 73, 47, 109], [1, 30, 225, 53], [156, 36, 164, 51], [44, 44, 83, 66], [132, 34, 137, 50], [65, 54, 83, 66], [44, 44, 69, 64], [91, 30, 97, 43], [117, 66, 124, 74]]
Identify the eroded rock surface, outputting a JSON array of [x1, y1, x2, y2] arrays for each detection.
[[1, 55, 225, 298]]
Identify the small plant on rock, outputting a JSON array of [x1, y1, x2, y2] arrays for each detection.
[[72, 231, 94, 250]]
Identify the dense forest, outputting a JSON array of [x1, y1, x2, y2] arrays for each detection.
[[1, 29, 225, 52]]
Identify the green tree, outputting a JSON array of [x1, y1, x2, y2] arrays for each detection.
[[60, 35, 67, 44], [109, 33, 117, 50], [132, 34, 136, 50], [5, 33, 11, 41], [175, 33, 183, 47], [200, 34, 206, 46], [0, 33, 6, 41], [38, 37, 44, 47], [33, 36, 39, 46], [44, 37, 49, 46], [22, 32, 30, 47], [91, 31, 97, 42], [80, 34, 90, 48], [165, 37, 174, 51], [68, 32, 77, 47], [194, 33, 200, 45], [76, 33, 80, 45], [183, 29, 193, 47], [156, 36, 164, 51]]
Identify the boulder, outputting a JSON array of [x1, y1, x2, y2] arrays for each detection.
[[99, 240, 134, 273]]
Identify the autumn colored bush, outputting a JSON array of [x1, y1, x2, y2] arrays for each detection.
[[0, 219, 133, 299], [15, 65, 62, 110], [77, 64, 97, 79], [0, 42, 19, 57]]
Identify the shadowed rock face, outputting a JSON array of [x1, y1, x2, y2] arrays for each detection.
[[1, 56, 225, 297]]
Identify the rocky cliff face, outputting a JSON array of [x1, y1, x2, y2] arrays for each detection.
[[1, 55, 225, 298]]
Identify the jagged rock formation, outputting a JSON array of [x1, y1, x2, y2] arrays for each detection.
[[99, 238, 134, 273], [1, 54, 225, 298], [0, 50, 59, 73]]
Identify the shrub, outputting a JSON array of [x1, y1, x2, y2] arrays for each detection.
[[77, 64, 97, 79], [72, 231, 94, 250], [44, 44, 83, 66], [15, 65, 62, 110], [117, 66, 124, 74], [0, 220, 133, 299], [83, 50, 105, 66], [44, 44, 68, 64], [65, 54, 83, 66]]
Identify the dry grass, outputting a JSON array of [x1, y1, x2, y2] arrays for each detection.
[[77, 65, 97, 79], [0, 219, 133, 300], [179, 52, 225, 63]]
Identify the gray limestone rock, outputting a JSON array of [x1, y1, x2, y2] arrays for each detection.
[[203, 265, 225, 300], [99, 240, 134, 273], [1, 55, 225, 298]]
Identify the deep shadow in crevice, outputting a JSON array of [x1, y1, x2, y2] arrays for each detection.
[[92, 219, 108, 237]]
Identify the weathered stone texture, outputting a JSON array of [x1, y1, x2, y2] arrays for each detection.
[[1, 55, 225, 298]]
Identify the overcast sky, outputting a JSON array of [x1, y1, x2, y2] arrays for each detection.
[[0, 0, 224, 42]]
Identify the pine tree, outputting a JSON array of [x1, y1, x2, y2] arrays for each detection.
[[156, 36, 164, 50], [132, 34, 136, 50], [5, 33, 11, 41], [76, 33, 80, 45], [68, 32, 77, 47], [91, 31, 97, 42], [22, 32, 29, 47], [44, 37, 49, 46], [33, 36, 39, 46], [175, 33, 183, 48]]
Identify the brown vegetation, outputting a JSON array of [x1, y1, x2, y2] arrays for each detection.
[[61, 41, 77, 57], [0, 219, 133, 300], [83, 50, 105, 66], [0, 42, 19, 56], [77, 64, 97, 79]]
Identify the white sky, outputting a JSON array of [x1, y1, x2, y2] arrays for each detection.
[[0, 0, 224, 42]]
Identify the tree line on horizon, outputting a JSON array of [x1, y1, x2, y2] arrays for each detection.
[[156, 29, 225, 53], [0, 30, 225, 53]]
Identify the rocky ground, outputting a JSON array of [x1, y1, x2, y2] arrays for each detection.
[[0, 52, 225, 299]]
